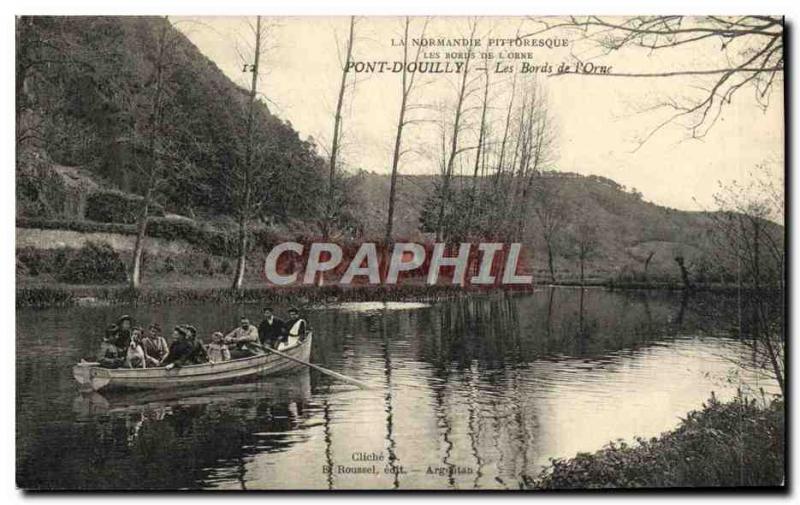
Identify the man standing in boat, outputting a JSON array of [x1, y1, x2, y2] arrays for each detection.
[[281, 307, 308, 350], [258, 307, 285, 350], [225, 317, 260, 358]]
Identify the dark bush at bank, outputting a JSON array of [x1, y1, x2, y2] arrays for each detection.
[[85, 190, 165, 224], [529, 393, 784, 489]]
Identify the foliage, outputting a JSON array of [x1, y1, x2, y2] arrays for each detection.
[[15, 287, 75, 308], [58, 242, 128, 284], [15, 283, 476, 308], [16, 16, 330, 228], [531, 392, 784, 489], [85, 190, 165, 224]]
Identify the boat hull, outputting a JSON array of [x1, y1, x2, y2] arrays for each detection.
[[73, 335, 313, 392]]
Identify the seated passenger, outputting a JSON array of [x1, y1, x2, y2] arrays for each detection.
[[224, 317, 261, 358], [281, 308, 308, 350], [97, 324, 124, 369], [206, 332, 231, 363], [125, 328, 147, 369], [141, 323, 169, 366], [114, 314, 134, 350], [184, 324, 209, 364], [160, 326, 194, 369], [258, 307, 286, 350]]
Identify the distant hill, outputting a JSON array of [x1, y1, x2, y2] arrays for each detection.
[[354, 171, 763, 282]]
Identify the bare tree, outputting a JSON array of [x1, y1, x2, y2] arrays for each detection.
[[130, 17, 174, 290], [570, 219, 599, 285], [524, 16, 783, 145], [231, 15, 264, 291], [324, 15, 356, 240], [435, 19, 479, 242], [709, 165, 784, 395], [531, 177, 567, 283], [510, 79, 557, 239], [385, 17, 427, 244], [465, 63, 491, 233]]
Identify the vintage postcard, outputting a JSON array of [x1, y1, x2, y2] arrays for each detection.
[[15, 15, 785, 491]]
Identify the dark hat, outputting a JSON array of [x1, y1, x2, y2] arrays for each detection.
[[118, 314, 133, 323], [149, 323, 162, 333], [174, 325, 188, 337], [105, 324, 119, 337], [263, 306, 273, 312], [184, 324, 198, 336], [288, 307, 299, 313]]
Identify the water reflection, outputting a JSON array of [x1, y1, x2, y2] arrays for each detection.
[[16, 288, 777, 490]]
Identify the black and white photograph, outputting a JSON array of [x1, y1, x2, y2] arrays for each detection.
[[13, 9, 787, 492]]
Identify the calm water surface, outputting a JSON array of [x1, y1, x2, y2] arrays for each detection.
[[16, 288, 777, 490]]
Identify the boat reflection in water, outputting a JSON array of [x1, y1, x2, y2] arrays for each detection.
[[73, 370, 312, 418], [69, 370, 314, 490]]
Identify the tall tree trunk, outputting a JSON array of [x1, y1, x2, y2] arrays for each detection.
[[435, 21, 477, 241], [546, 242, 556, 283], [130, 18, 168, 290], [386, 17, 426, 245], [674, 255, 691, 290], [326, 16, 355, 240], [492, 71, 517, 191], [232, 15, 262, 291], [466, 66, 490, 235]]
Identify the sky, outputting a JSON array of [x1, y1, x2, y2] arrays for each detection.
[[174, 16, 784, 214]]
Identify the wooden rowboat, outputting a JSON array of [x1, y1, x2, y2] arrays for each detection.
[[73, 334, 313, 392], [73, 369, 312, 418]]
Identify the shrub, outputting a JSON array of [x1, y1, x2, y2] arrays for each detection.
[[16, 287, 75, 308], [16, 247, 70, 277], [58, 242, 128, 284], [85, 190, 164, 224], [532, 392, 784, 489]]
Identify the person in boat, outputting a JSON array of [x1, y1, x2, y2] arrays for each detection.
[[124, 328, 148, 369], [206, 331, 231, 363], [281, 307, 308, 350], [258, 307, 286, 350], [184, 324, 210, 364], [161, 326, 195, 369], [141, 323, 169, 367], [224, 317, 261, 359], [113, 314, 134, 350], [97, 324, 124, 368]]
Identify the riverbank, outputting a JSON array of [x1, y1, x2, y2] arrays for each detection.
[[16, 282, 505, 308], [526, 393, 785, 489]]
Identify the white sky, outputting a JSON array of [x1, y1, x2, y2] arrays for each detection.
[[174, 16, 784, 213]]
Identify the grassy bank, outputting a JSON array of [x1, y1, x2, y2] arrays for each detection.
[[527, 393, 784, 489], [15, 283, 512, 309]]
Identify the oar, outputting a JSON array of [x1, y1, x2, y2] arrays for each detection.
[[252, 342, 375, 390]]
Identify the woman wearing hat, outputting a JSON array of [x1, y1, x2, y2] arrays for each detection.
[[96, 324, 124, 369], [160, 326, 195, 369]]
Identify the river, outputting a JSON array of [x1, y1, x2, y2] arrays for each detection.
[[16, 288, 777, 490]]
